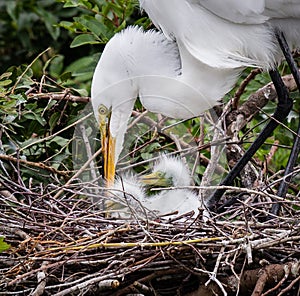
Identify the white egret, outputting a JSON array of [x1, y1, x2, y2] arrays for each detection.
[[91, 1, 300, 214], [92, 26, 221, 186], [141, 155, 203, 218]]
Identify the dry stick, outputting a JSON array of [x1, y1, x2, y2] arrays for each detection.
[[128, 110, 148, 129], [192, 114, 205, 177], [28, 92, 90, 103], [261, 140, 279, 176], [47, 236, 225, 252], [205, 246, 227, 296], [44, 257, 126, 290], [98, 280, 120, 291], [129, 110, 226, 174], [113, 269, 179, 296], [216, 262, 300, 296], [251, 262, 300, 296], [7, 233, 134, 288], [52, 272, 119, 296], [225, 251, 241, 296], [53, 146, 103, 199], [0, 154, 69, 177], [232, 69, 262, 109], [242, 205, 253, 264], [11, 48, 51, 94], [266, 166, 300, 193], [199, 101, 230, 201], [4, 228, 48, 290], [262, 264, 290, 296], [79, 123, 100, 190], [224, 72, 299, 188], [226, 72, 298, 136], [277, 275, 300, 296], [18, 112, 93, 155], [31, 270, 47, 296], [132, 281, 154, 295]]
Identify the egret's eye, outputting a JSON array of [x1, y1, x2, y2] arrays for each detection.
[[98, 104, 108, 116]]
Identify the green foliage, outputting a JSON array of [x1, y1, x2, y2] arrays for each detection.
[[0, 0, 75, 71], [0, 0, 145, 187], [0, 237, 10, 253], [58, 0, 147, 47]]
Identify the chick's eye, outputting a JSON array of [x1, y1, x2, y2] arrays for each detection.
[[98, 104, 108, 115], [157, 172, 164, 178]]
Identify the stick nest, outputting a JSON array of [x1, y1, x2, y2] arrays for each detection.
[[1, 181, 300, 296]]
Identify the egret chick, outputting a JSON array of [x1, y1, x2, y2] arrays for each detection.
[[141, 155, 203, 218], [108, 173, 146, 218]]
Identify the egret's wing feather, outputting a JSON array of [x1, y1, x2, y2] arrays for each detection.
[[138, 0, 175, 40], [193, 0, 268, 24], [265, 0, 300, 19], [140, 0, 277, 68], [192, 0, 300, 22]]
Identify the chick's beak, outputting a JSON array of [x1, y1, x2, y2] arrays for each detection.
[[99, 111, 116, 187], [140, 172, 171, 187]]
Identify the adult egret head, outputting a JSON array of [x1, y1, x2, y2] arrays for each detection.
[[91, 26, 222, 185]]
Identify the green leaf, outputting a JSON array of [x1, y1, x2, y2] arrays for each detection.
[[3, 114, 18, 124], [49, 55, 65, 78], [62, 0, 82, 8], [49, 112, 61, 132], [59, 21, 77, 33], [34, 6, 60, 40], [49, 136, 70, 148], [0, 80, 12, 87], [70, 34, 100, 48], [66, 56, 96, 76], [9, 94, 27, 106], [0, 72, 12, 80], [5, 1, 17, 24], [62, 0, 92, 9], [23, 112, 47, 126], [0, 237, 10, 253], [59, 71, 72, 82], [72, 88, 88, 96], [76, 15, 107, 37]]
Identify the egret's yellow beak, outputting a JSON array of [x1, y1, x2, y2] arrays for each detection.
[[140, 171, 172, 187], [98, 105, 116, 187]]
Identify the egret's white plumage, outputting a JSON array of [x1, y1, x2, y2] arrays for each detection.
[[91, 0, 300, 183], [139, 0, 300, 68], [92, 27, 236, 171]]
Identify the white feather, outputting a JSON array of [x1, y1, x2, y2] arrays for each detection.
[[139, 0, 300, 68]]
